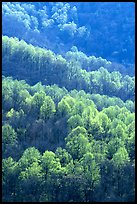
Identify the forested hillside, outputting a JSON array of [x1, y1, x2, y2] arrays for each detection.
[[2, 2, 135, 202], [2, 2, 135, 66], [2, 36, 135, 102]]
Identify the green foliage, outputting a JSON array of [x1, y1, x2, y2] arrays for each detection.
[[112, 146, 130, 167], [66, 133, 90, 160], [58, 95, 75, 116], [2, 13, 135, 201], [55, 147, 72, 167], [2, 75, 135, 202], [40, 96, 56, 120], [2, 157, 19, 202], [2, 2, 135, 67], [18, 147, 41, 170], [41, 151, 61, 175], [67, 114, 83, 130], [2, 36, 135, 101], [80, 153, 100, 185], [2, 124, 17, 157], [2, 124, 17, 145]]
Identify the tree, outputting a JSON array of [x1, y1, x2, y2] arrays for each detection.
[[2, 157, 19, 202], [67, 114, 83, 130], [112, 146, 130, 167], [102, 105, 120, 120], [66, 133, 90, 160], [6, 108, 26, 129], [16, 147, 42, 201], [58, 96, 75, 117], [2, 124, 17, 157], [2, 77, 14, 111], [41, 151, 61, 175], [125, 132, 135, 160], [40, 96, 56, 120], [18, 162, 43, 202], [88, 117, 105, 140], [80, 153, 100, 201], [90, 140, 108, 164], [107, 137, 124, 159], [55, 147, 72, 167], [111, 147, 133, 201], [30, 91, 47, 118], [18, 147, 41, 171], [41, 150, 66, 201]]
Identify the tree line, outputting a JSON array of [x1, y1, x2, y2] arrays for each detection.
[[2, 2, 135, 65], [2, 36, 135, 102]]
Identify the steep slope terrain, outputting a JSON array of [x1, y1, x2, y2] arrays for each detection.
[[2, 2, 135, 202], [2, 37, 135, 202], [2, 2, 135, 65]]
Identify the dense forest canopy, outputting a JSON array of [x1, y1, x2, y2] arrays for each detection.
[[2, 36, 135, 102], [2, 2, 135, 202], [2, 2, 135, 65]]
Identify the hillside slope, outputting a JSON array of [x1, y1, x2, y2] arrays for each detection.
[[2, 2, 135, 202]]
